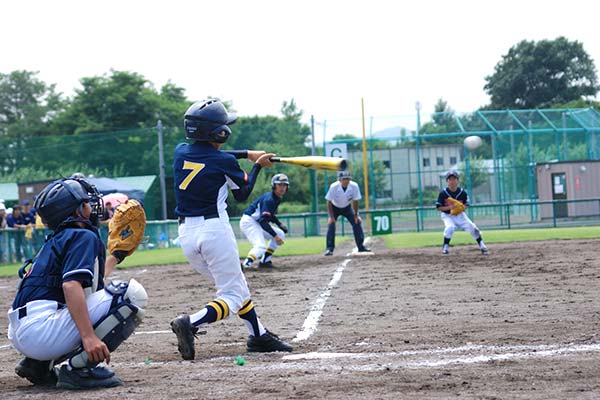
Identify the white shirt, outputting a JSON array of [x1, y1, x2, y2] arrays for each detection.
[[325, 180, 362, 208]]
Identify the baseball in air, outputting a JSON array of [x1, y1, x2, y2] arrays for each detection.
[[464, 135, 482, 150]]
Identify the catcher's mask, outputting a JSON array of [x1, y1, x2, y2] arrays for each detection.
[[34, 177, 104, 230], [184, 99, 237, 143], [271, 173, 290, 190]]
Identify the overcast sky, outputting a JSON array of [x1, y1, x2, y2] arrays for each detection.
[[2, 0, 599, 138]]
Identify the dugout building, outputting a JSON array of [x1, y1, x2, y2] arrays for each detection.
[[536, 159, 600, 219]]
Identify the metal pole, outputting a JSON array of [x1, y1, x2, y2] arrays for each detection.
[[360, 98, 371, 234], [369, 116, 375, 209], [310, 115, 318, 214], [415, 101, 423, 231], [157, 120, 168, 220]]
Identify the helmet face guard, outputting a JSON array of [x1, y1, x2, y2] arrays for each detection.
[[34, 177, 104, 230], [75, 177, 104, 223]]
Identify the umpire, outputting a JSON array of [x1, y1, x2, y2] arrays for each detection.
[[324, 170, 370, 256]]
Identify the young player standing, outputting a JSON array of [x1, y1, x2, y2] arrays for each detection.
[[324, 170, 370, 256], [436, 170, 489, 255], [240, 173, 289, 269], [170, 99, 293, 360]]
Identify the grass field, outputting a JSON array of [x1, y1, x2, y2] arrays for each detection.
[[0, 226, 598, 278]]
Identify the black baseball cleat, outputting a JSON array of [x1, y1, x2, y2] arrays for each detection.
[[170, 314, 199, 360], [56, 365, 123, 389], [324, 249, 333, 256], [442, 248, 449, 255], [358, 247, 371, 252], [258, 261, 273, 269], [247, 330, 293, 353], [481, 246, 490, 255], [15, 357, 58, 386]]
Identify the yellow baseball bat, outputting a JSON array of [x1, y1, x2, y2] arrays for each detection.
[[270, 156, 348, 171]]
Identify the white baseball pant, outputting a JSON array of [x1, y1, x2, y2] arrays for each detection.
[[239, 214, 285, 261]]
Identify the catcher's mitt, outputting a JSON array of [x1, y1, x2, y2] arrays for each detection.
[[108, 199, 147, 263], [446, 197, 466, 216]]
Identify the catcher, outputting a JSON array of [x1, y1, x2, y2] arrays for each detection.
[[7, 176, 148, 389], [435, 170, 489, 255]]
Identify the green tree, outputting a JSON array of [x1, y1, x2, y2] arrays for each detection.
[[0, 70, 64, 172], [484, 37, 600, 109]]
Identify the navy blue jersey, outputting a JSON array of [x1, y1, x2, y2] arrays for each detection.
[[7, 213, 27, 227], [12, 227, 106, 308], [436, 186, 469, 214], [243, 191, 281, 222], [174, 142, 261, 217]]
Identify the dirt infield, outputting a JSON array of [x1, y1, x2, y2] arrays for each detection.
[[1, 238, 599, 399]]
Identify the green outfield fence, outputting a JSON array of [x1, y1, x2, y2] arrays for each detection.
[[320, 108, 600, 210], [1, 197, 597, 265]]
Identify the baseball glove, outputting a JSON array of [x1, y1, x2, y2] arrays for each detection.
[[446, 197, 466, 216], [108, 199, 147, 263]]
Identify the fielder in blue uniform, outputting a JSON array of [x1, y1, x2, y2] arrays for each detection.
[[170, 99, 293, 360], [240, 173, 289, 269], [436, 170, 489, 255], [7, 177, 147, 389]]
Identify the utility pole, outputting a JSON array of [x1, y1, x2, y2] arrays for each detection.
[[157, 120, 168, 220]]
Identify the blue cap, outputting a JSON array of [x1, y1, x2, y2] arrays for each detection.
[[22, 199, 30, 206], [445, 170, 459, 179]]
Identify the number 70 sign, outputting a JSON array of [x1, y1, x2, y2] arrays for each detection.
[[371, 211, 392, 235]]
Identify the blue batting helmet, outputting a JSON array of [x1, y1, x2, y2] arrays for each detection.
[[271, 173, 290, 189], [183, 99, 237, 143]]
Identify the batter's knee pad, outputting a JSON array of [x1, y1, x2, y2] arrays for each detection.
[[65, 279, 147, 369]]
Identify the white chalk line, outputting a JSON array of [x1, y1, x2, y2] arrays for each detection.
[[109, 342, 600, 371], [292, 258, 351, 342]]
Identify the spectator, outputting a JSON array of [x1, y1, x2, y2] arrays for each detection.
[[7, 206, 27, 262], [21, 200, 36, 258], [0, 203, 7, 262]]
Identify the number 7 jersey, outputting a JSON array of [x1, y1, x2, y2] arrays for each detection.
[[174, 142, 249, 217]]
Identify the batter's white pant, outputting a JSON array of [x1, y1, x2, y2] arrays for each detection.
[[440, 212, 481, 240], [239, 214, 285, 261], [178, 214, 251, 314], [7, 290, 114, 361]]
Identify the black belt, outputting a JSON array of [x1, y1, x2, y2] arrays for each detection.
[[178, 213, 219, 224], [17, 303, 65, 319]]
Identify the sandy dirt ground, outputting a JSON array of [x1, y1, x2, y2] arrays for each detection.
[[1, 238, 599, 399]]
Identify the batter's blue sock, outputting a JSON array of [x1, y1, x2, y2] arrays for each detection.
[[262, 250, 273, 263], [238, 299, 266, 337], [190, 299, 229, 326], [244, 255, 255, 267]]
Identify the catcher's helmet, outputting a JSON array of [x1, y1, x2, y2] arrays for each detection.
[[34, 177, 104, 230], [271, 173, 290, 189], [337, 170, 351, 179], [184, 99, 237, 143]]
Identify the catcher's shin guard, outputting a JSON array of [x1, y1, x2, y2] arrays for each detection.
[[64, 282, 146, 369]]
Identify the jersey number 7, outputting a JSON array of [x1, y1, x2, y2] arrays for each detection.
[[179, 160, 206, 190]]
